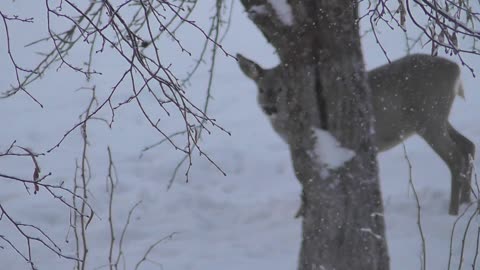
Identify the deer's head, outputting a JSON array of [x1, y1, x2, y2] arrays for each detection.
[[236, 54, 287, 117]]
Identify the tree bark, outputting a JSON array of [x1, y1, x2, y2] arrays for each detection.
[[240, 1, 390, 269]]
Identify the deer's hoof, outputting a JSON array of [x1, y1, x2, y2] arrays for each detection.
[[460, 190, 471, 204], [449, 204, 459, 216], [448, 208, 459, 216]]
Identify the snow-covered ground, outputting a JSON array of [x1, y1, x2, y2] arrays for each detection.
[[1, 2, 480, 270]]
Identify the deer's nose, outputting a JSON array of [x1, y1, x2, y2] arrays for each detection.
[[262, 106, 278, 115]]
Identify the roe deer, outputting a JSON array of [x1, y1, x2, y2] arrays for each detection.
[[237, 53, 475, 215]]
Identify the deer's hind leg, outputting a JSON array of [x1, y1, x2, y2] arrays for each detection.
[[418, 123, 474, 215], [447, 123, 475, 205]]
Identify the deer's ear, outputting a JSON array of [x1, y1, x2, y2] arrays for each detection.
[[237, 54, 264, 81]]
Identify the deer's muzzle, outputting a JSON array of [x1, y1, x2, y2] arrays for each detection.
[[262, 106, 278, 115]]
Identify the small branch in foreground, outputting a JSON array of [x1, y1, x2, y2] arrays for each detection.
[[402, 143, 427, 270], [134, 232, 178, 270]]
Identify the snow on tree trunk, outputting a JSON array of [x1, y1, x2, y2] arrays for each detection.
[[240, 1, 390, 269]]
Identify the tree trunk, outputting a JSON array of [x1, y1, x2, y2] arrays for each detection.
[[239, 1, 390, 269]]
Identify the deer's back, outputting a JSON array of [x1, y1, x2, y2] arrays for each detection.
[[367, 54, 461, 151]]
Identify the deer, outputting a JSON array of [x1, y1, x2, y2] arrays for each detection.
[[237, 53, 475, 215]]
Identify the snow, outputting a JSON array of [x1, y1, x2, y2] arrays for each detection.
[[359, 228, 383, 240], [454, 76, 465, 98], [1, 1, 480, 270], [310, 128, 355, 177], [267, 0, 294, 26]]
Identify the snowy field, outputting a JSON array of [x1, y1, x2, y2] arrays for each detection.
[[1, 2, 480, 270]]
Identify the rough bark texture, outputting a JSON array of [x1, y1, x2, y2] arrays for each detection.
[[240, 1, 390, 269]]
